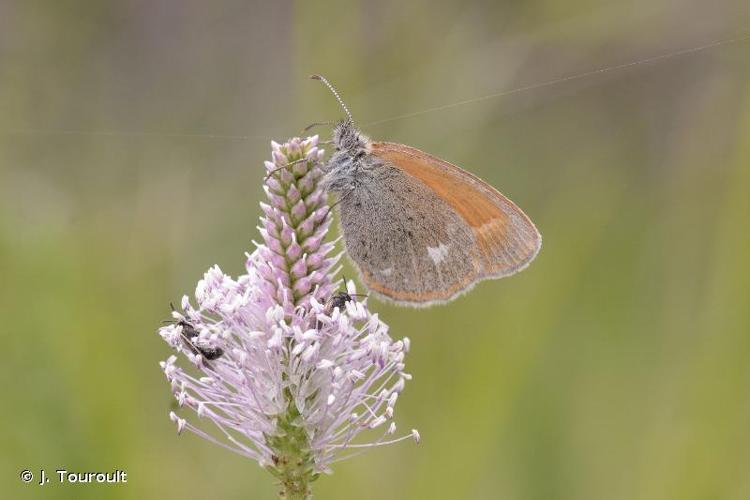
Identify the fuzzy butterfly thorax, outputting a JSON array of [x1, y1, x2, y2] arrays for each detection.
[[324, 120, 376, 194]]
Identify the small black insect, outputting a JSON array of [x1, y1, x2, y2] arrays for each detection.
[[317, 281, 368, 329], [176, 318, 224, 360], [323, 291, 355, 316], [167, 303, 224, 361]]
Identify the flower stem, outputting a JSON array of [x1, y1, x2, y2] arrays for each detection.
[[267, 385, 317, 499]]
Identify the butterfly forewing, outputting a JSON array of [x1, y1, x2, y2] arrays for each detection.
[[371, 142, 541, 280]]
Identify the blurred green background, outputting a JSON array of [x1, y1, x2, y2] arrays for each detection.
[[2, 1, 750, 499]]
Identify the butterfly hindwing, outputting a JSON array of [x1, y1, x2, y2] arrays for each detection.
[[336, 158, 481, 306]]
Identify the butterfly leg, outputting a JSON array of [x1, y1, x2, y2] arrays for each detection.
[[300, 120, 336, 135], [319, 187, 355, 221]]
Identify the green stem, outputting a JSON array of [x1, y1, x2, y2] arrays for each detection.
[[280, 480, 310, 500], [266, 385, 318, 499]]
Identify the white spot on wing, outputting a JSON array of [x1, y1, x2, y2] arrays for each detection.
[[427, 243, 451, 265], [380, 267, 393, 276]]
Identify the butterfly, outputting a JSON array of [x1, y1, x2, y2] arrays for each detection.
[[312, 75, 541, 307]]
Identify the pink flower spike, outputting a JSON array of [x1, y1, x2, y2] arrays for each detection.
[[157, 136, 416, 496]]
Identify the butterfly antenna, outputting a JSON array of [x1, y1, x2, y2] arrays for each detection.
[[311, 75, 354, 124]]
